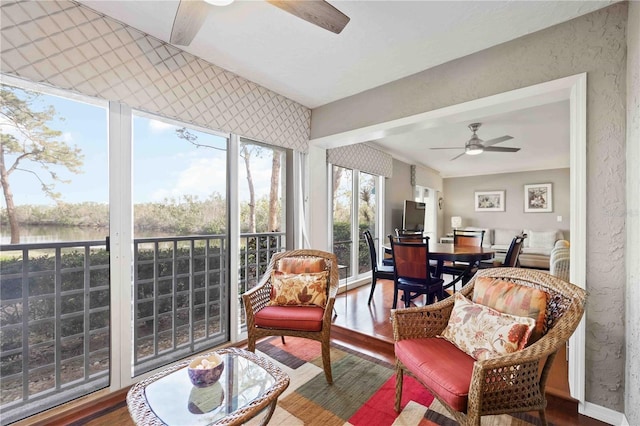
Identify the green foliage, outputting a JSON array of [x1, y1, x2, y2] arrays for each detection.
[[332, 221, 374, 274], [0, 86, 84, 201]]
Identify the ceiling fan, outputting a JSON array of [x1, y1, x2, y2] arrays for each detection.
[[430, 123, 519, 161], [170, 0, 351, 46]]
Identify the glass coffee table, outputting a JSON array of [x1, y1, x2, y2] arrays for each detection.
[[127, 347, 290, 426]]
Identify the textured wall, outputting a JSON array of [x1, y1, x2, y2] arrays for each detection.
[[626, 2, 640, 424], [312, 4, 628, 410], [0, 1, 310, 152], [443, 168, 570, 236]]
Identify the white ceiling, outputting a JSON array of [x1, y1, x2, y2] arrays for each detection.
[[77, 0, 610, 177], [369, 100, 570, 178]]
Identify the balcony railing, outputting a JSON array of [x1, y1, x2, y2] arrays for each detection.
[[0, 231, 285, 425]]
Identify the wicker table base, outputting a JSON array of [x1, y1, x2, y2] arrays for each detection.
[[127, 347, 289, 426]]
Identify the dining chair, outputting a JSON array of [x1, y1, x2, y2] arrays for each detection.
[[363, 230, 395, 305], [389, 236, 444, 309], [242, 249, 339, 384], [478, 233, 526, 269], [442, 229, 486, 291]]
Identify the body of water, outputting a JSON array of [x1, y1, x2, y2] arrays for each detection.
[[0, 225, 172, 245]]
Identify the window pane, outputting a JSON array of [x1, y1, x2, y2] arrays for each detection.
[[358, 173, 377, 273], [0, 84, 109, 423], [237, 139, 286, 326], [332, 166, 352, 274], [132, 114, 228, 375]]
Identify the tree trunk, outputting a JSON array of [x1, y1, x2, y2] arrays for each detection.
[[332, 167, 342, 211], [0, 149, 20, 243], [268, 153, 281, 232], [242, 148, 256, 233]]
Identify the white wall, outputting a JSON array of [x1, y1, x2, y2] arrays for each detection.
[[443, 168, 570, 237], [307, 146, 329, 251]]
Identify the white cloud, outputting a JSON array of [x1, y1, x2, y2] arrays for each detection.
[[148, 119, 178, 133], [150, 156, 227, 201], [63, 132, 73, 143]]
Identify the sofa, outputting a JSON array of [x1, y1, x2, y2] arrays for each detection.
[[459, 227, 566, 269]]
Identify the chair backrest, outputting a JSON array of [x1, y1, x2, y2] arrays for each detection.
[[502, 233, 527, 267], [395, 228, 424, 237], [453, 229, 485, 247], [466, 268, 586, 343], [390, 236, 434, 282], [550, 240, 570, 281], [268, 249, 340, 301], [363, 230, 378, 272]]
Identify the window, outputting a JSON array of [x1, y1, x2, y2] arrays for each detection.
[[331, 166, 382, 281], [0, 82, 109, 422], [131, 113, 229, 375]]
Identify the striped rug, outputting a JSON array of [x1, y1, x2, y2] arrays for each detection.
[[249, 337, 549, 426]]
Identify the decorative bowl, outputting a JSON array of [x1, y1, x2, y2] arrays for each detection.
[[187, 353, 224, 388]]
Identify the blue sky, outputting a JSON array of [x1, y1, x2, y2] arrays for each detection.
[[2, 85, 275, 207]]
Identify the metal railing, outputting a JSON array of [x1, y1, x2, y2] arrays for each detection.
[[0, 240, 110, 425], [0, 231, 285, 424]]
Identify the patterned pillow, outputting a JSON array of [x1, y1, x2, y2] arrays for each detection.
[[472, 277, 548, 344], [268, 271, 328, 307], [277, 257, 326, 274], [440, 292, 535, 361]]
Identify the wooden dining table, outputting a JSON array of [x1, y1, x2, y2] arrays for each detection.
[[383, 242, 495, 290]]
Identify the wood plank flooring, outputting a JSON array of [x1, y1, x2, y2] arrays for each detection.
[[31, 278, 608, 426]]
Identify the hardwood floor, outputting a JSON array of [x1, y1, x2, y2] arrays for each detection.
[[37, 278, 608, 426]]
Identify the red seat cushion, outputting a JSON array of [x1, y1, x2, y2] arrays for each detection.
[[254, 305, 324, 332], [395, 337, 475, 412]]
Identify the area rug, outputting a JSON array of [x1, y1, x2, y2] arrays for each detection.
[[250, 336, 551, 426]]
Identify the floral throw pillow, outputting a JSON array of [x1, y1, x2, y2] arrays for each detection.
[[440, 292, 536, 361], [268, 271, 328, 307]]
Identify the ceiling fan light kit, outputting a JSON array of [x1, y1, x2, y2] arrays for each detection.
[[203, 0, 234, 6], [430, 122, 519, 161]]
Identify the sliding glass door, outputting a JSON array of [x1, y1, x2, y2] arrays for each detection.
[[131, 113, 229, 375]]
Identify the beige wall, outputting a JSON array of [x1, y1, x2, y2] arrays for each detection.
[[443, 168, 569, 238], [311, 3, 629, 413], [384, 159, 414, 238], [626, 2, 640, 425]]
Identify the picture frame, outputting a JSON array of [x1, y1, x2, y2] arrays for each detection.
[[474, 190, 505, 212], [524, 183, 553, 212]]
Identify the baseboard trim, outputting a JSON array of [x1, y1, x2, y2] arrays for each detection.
[[580, 401, 626, 425]]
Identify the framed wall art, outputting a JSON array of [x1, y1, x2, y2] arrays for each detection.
[[474, 190, 505, 212], [524, 183, 552, 212]]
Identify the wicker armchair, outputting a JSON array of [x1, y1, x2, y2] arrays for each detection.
[[242, 249, 339, 384], [550, 240, 570, 281], [391, 268, 586, 425]]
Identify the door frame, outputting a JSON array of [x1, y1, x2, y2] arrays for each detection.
[[310, 73, 587, 405]]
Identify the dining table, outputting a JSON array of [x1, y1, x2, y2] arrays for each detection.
[[383, 241, 495, 291]]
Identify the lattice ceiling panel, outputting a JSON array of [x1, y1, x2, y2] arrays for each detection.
[[327, 144, 393, 178], [0, 0, 310, 152]]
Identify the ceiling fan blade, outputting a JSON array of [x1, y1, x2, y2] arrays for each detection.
[[430, 147, 464, 150], [450, 152, 466, 161], [267, 0, 350, 34], [483, 146, 521, 153], [482, 135, 513, 147], [170, 0, 209, 46]]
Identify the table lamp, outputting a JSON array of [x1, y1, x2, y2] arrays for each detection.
[[451, 216, 462, 232]]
